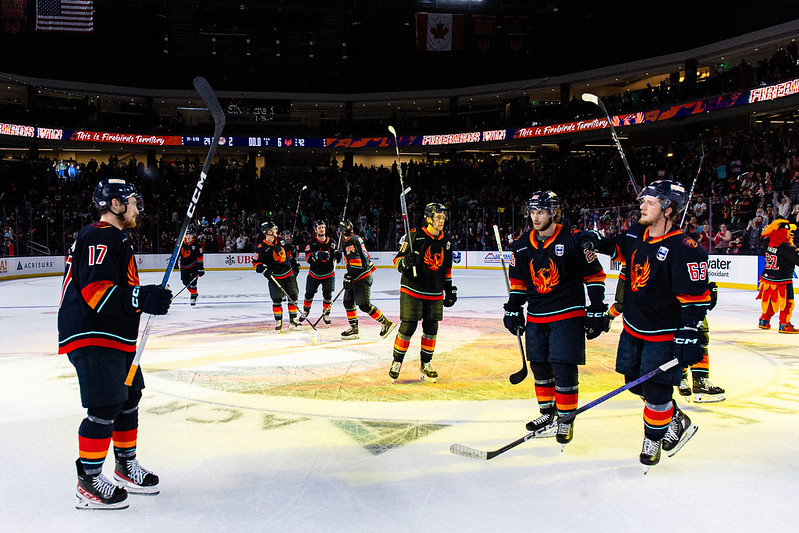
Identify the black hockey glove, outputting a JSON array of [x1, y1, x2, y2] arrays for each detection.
[[136, 285, 172, 315], [342, 275, 352, 290], [503, 303, 525, 336], [317, 250, 330, 262], [673, 322, 708, 367], [255, 264, 266, 274], [584, 303, 609, 340], [708, 282, 718, 311], [197, 268, 205, 277], [335, 251, 343, 263], [261, 269, 273, 280], [443, 285, 458, 307], [570, 230, 600, 251], [292, 261, 300, 277], [399, 251, 420, 273]]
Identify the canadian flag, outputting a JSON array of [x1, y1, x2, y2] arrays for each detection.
[[416, 12, 463, 52]]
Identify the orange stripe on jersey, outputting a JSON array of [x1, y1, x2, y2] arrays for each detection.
[[400, 286, 444, 300], [127, 256, 139, 286], [81, 280, 115, 309], [622, 322, 674, 342], [677, 291, 711, 304], [348, 259, 363, 267], [58, 337, 136, 354], [509, 278, 527, 291], [614, 244, 626, 264], [526, 309, 584, 323], [584, 271, 607, 283]]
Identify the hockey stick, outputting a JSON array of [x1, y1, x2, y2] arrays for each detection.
[[171, 274, 200, 301], [291, 185, 308, 238], [269, 274, 320, 339], [335, 180, 351, 269], [388, 125, 416, 277], [450, 358, 680, 460], [310, 286, 345, 328], [124, 77, 225, 386], [492, 224, 527, 385], [679, 146, 706, 228], [581, 93, 640, 197]]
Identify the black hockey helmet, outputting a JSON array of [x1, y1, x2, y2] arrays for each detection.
[[638, 180, 689, 215], [339, 219, 354, 236], [282, 230, 293, 241], [313, 219, 326, 230], [93, 178, 142, 212], [423, 202, 448, 222], [185, 224, 197, 236], [260, 221, 278, 235], [526, 190, 560, 216]]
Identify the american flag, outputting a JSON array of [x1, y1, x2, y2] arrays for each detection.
[[36, 0, 94, 33]]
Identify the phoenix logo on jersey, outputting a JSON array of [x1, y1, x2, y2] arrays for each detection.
[[629, 250, 651, 291], [424, 247, 444, 271], [272, 249, 286, 263], [531, 259, 559, 294]]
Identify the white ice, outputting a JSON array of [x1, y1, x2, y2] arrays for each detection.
[[1, 268, 798, 532]]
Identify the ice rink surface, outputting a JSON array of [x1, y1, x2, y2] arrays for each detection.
[[1, 267, 798, 532]]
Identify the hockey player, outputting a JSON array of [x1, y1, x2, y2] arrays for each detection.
[[576, 180, 711, 469], [339, 219, 396, 340], [253, 222, 301, 332], [59, 178, 172, 509], [502, 191, 607, 447], [391, 203, 457, 383], [179, 225, 204, 306], [757, 219, 799, 333], [302, 220, 342, 325], [282, 230, 302, 279]]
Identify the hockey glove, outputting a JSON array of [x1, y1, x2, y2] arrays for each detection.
[[255, 264, 266, 274], [399, 251, 420, 273], [342, 275, 352, 290], [503, 303, 525, 336], [261, 269, 273, 280], [197, 268, 205, 277], [570, 230, 600, 251], [443, 285, 458, 308], [136, 285, 172, 315], [335, 251, 343, 263], [708, 281, 718, 311], [292, 261, 300, 277], [317, 250, 330, 262], [584, 303, 610, 340], [673, 322, 708, 367]]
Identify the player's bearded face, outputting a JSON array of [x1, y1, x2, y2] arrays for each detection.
[[316, 225, 325, 237], [121, 197, 140, 229], [638, 196, 663, 226], [530, 209, 551, 230]]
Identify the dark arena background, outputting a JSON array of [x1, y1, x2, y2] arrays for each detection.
[[1, 1, 799, 531]]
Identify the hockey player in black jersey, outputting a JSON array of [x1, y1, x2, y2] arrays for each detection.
[[253, 222, 301, 332], [59, 178, 171, 509], [339, 219, 396, 340], [179, 226, 204, 306], [391, 203, 457, 383], [757, 219, 799, 333], [503, 191, 607, 447], [302, 220, 342, 325], [576, 180, 711, 469]]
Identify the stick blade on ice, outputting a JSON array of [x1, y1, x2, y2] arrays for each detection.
[[450, 443, 488, 460]]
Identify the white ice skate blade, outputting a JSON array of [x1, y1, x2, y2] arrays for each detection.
[[420, 373, 437, 383], [75, 494, 129, 510], [341, 335, 360, 340], [693, 393, 725, 403], [666, 423, 698, 457]]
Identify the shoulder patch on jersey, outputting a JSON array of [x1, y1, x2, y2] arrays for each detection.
[[682, 236, 698, 248]]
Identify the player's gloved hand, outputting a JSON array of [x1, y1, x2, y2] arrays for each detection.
[[197, 269, 205, 277], [255, 264, 266, 274], [708, 281, 718, 311], [335, 251, 343, 263], [585, 303, 609, 340], [673, 322, 708, 367], [261, 269, 272, 280], [292, 262, 300, 276], [503, 303, 525, 336], [317, 250, 330, 262], [399, 251, 420, 272], [342, 275, 352, 290], [443, 285, 458, 307], [137, 285, 172, 315], [569, 230, 600, 251]]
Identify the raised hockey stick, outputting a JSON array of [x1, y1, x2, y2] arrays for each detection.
[[450, 358, 680, 460], [492, 224, 527, 385], [388, 125, 416, 277], [310, 286, 345, 328], [335, 180, 351, 269], [581, 93, 640, 197], [679, 145, 706, 228], [291, 185, 308, 238], [124, 76, 225, 386]]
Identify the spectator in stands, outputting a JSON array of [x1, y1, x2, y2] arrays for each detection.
[[713, 223, 732, 253], [746, 215, 765, 254]]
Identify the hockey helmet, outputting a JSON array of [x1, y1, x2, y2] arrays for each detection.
[[526, 190, 560, 216], [313, 219, 326, 230], [339, 219, 354, 236], [638, 180, 689, 215], [260, 221, 278, 235], [423, 202, 448, 222], [93, 178, 142, 212], [282, 230, 293, 241], [185, 225, 197, 236]]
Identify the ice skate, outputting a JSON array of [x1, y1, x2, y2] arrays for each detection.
[[758, 318, 771, 330], [378, 317, 397, 339], [640, 437, 662, 474], [420, 361, 438, 383], [389, 360, 402, 382], [75, 459, 128, 510], [322, 310, 331, 325], [524, 412, 556, 438], [662, 406, 698, 457], [275, 320, 283, 333], [289, 317, 301, 329], [779, 323, 798, 334], [678, 378, 692, 399], [692, 377, 725, 403], [190, 294, 198, 307], [556, 418, 573, 450], [341, 324, 359, 340], [113, 457, 160, 495]]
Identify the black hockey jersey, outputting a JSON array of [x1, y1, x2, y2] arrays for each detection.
[[394, 227, 453, 300], [341, 234, 375, 282], [179, 239, 204, 270], [597, 223, 711, 341], [58, 221, 142, 354], [253, 237, 294, 280], [760, 242, 799, 284], [508, 224, 606, 323], [304, 236, 340, 280]]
